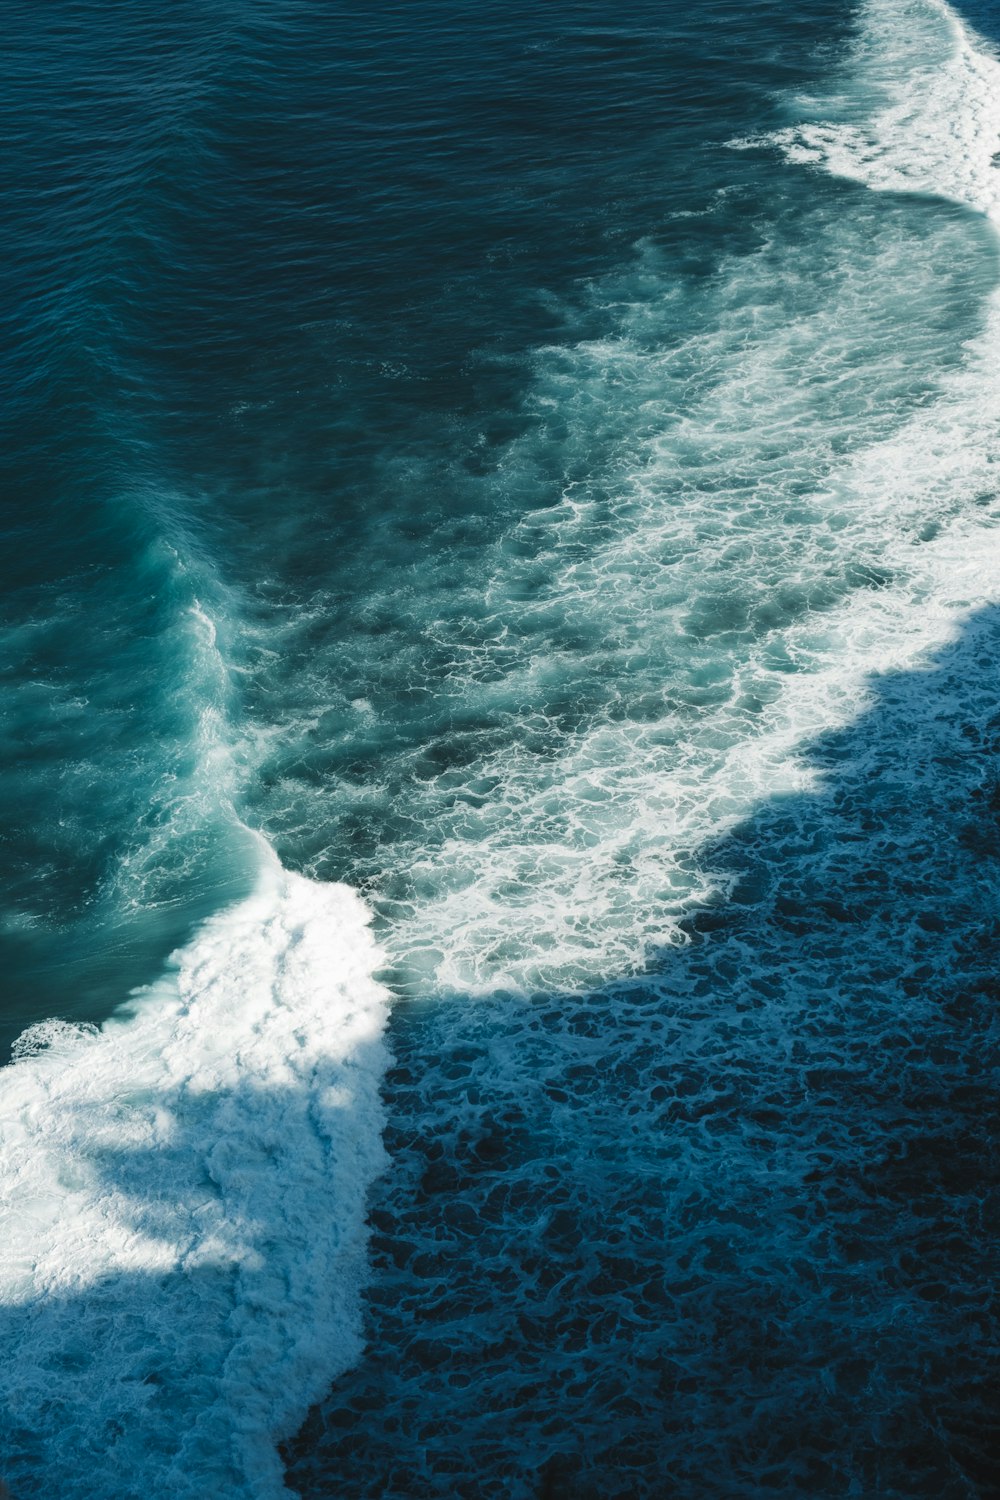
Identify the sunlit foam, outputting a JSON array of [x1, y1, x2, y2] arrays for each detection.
[[205, 0, 1000, 1001], [760, 0, 1000, 221], [0, 848, 390, 1498]]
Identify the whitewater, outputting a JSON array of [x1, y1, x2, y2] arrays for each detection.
[[3, 0, 1000, 1494], [0, 584, 391, 1495], [240, 0, 1000, 999], [0, 859, 388, 1498]]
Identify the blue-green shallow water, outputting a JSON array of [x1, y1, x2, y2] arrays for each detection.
[[0, 0, 843, 1048], [3, 0, 1000, 1494]]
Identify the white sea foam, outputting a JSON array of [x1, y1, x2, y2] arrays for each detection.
[[0, 843, 389, 1498], [761, 0, 1000, 221], [4, 3, 1000, 1491], [232, 0, 1000, 999], [422, 0, 1000, 989], [391, 513, 1000, 996]]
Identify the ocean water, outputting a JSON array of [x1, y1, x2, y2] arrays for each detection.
[[2, 0, 1000, 1494]]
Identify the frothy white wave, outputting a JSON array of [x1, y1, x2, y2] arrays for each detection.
[[753, 0, 1000, 221], [0, 844, 389, 1499], [257, 0, 990, 1006], [383, 0, 1000, 992]]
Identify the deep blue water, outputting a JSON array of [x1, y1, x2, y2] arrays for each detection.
[[3, 0, 1000, 1494]]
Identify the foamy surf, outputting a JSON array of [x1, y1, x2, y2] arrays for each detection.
[[349, 0, 1000, 997], [747, 0, 1000, 220], [0, 844, 389, 1499]]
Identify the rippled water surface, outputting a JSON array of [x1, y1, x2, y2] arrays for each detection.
[[2, 0, 1000, 1494]]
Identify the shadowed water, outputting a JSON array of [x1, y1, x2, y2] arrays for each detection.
[[284, 606, 1000, 1499], [5, 0, 1000, 1493]]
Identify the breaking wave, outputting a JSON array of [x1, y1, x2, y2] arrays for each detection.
[[0, 846, 389, 1498]]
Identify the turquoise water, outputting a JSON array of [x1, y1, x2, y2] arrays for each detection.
[[2, 0, 1000, 1493]]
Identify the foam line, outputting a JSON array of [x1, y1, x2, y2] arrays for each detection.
[[758, 0, 1000, 222], [0, 846, 389, 1498], [362, 0, 1000, 995]]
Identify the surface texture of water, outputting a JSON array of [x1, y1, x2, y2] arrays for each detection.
[[2, 0, 1000, 1494]]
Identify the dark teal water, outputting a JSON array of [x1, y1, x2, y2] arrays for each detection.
[[0, 0, 843, 1044], [3, 0, 1000, 1494]]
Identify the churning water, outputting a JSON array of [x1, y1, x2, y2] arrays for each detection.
[[2, 0, 1000, 1494]]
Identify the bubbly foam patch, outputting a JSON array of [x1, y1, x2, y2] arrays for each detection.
[[286, 600, 1000, 1497], [755, 0, 1000, 220], [244, 3, 1000, 997], [0, 850, 389, 1499]]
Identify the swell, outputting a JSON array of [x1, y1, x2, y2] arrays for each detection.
[[0, 503, 256, 1052], [0, 6, 400, 1493], [0, 533, 391, 1496]]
